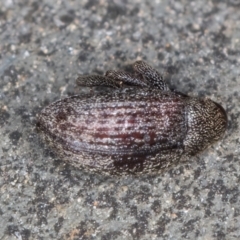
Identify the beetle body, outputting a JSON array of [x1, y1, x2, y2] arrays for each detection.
[[37, 61, 227, 175]]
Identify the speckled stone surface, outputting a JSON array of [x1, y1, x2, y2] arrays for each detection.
[[0, 0, 239, 239]]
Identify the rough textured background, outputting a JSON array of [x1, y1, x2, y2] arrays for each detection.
[[0, 0, 239, 239]]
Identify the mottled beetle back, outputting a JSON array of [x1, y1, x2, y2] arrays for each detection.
[[37, 61, 227, 175]]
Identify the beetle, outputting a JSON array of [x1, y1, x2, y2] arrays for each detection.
[[37, 61, 227, 175]]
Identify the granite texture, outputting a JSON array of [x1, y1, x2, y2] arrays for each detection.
[[0, 0, 240, 239]]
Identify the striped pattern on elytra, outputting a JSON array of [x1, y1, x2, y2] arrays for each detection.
[[37, 61, 227, 175]]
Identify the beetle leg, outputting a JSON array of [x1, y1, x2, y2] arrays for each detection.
[[76, 75, 122, 88], [105, 70, 148, 87], [133, 61, 169, 91]]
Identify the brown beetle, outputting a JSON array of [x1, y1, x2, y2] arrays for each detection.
[[37, 61, 227, 175]]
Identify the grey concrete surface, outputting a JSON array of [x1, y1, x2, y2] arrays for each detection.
[[0, 0, 239, 239]]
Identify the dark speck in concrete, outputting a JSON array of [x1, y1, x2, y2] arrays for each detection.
[[0, 109, 10, 126], [157, 52, 165, 61], [142, 33, 155, 45], [84, 0, 98, 10], [78, 51, 88, 62], [9, 131, 22, 146], [60, 11, 75, 25], [156, 214, 171, 236], [54, 217, 64, 234], [107, 4, 126, 19]]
